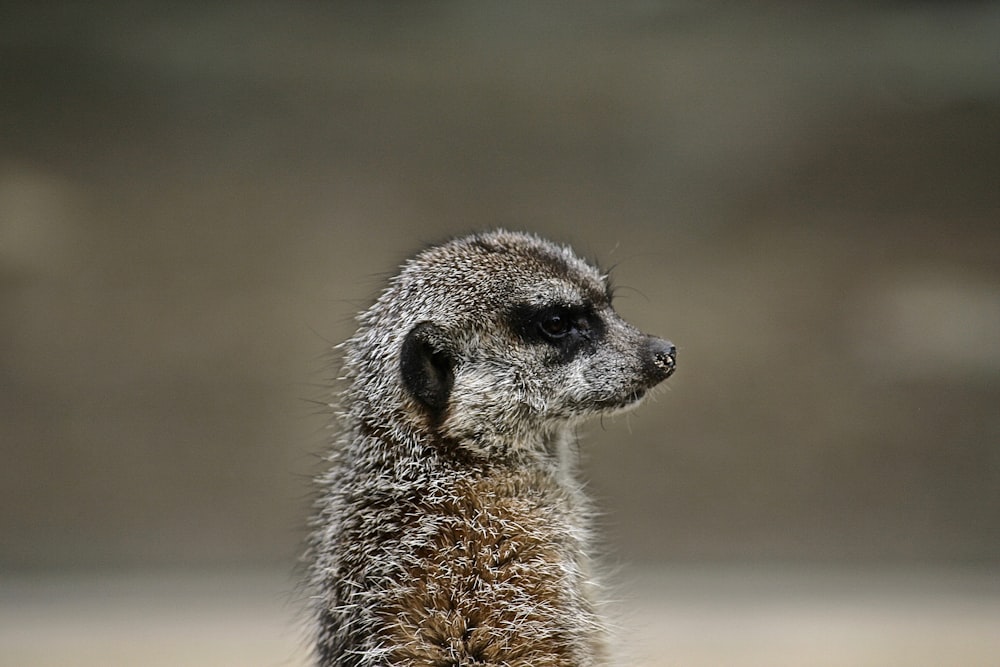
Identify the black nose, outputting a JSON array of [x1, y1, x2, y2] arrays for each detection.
[[644, 336, 677, 382]]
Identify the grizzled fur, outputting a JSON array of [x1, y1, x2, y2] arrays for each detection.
[[306, 230, 676, 666]]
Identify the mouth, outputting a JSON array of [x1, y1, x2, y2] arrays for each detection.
[[589, 386, 651, 414]]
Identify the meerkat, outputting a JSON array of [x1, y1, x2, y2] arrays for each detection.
[[305, 230, 676, 667]]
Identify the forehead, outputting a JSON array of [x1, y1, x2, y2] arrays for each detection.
[[520, 277, 602, 308], [456, 233, 611, 306]]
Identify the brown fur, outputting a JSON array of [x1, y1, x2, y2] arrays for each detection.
[[380, 472, 603, 667]]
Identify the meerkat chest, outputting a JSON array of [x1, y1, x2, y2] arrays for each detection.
[[367, 473, 601, 666]]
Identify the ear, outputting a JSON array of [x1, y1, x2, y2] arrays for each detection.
[[399, 321, 455, 413]]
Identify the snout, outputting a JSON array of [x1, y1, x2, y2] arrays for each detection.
[[643, 335, 676, 383]]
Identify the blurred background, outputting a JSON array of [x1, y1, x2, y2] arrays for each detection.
[[2, 2, 998, 665]]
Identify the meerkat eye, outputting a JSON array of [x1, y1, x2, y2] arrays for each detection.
[[539, 312, 572, 340], [510, 303, 596, 346]]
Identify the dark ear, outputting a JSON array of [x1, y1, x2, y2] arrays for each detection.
[[400, 322, 454, 413]]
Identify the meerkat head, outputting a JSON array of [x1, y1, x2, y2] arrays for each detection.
[[345, 230, 675, 457]]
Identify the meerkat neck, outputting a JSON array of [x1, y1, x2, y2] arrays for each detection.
[[343, 412, 578, 485]]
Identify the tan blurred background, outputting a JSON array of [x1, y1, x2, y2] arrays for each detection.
[[2, 2, 999, 665]]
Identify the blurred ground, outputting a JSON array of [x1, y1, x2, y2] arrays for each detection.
[[3, 567, 999, 667], [1, 2, 999, 661]]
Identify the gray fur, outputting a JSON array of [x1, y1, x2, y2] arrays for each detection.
[[305, 230, 676, 666]]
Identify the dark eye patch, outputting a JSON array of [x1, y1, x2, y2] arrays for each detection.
[[509, 303, 602, 356]]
